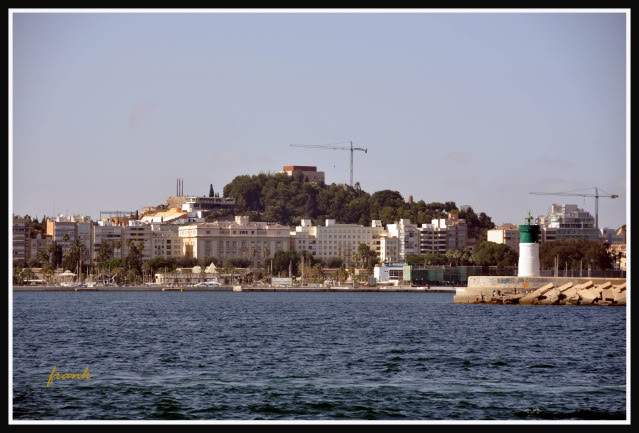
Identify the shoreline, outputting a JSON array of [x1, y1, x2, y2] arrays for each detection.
[[12, 285, 457, 293]]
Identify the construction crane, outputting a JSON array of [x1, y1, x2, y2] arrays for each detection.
[[529, 187, 618, 231], [290, 141, 367, 187]]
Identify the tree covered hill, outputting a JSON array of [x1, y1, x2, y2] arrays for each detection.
[[221, 172, 496, 238]]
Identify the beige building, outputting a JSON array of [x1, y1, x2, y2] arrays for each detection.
[[151, 224, 182, 259], [487, 223, 520, 253], [178, 216, 291, 264], [141, 207, 187, 224]]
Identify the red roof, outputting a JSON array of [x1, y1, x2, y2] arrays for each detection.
[[283, 166, 317, 172]]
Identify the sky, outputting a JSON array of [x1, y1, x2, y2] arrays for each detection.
[[10, 10, 629, 229]]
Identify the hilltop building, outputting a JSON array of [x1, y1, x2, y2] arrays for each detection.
[[278, 166, 325, 183]]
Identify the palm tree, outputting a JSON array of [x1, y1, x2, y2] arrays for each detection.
[[142, 262, 152, 284], [263, 247, 271, 275], [251, 248, 257, 269], [352, 251, 361, 269], [42, 263, 54, 285]]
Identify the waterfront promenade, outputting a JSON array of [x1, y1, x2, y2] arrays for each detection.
[[12, 285, 457, 293]]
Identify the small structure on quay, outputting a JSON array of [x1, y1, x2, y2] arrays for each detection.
[[453, 213, 626, 306]]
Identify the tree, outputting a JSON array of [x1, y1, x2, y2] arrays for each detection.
[[209, 184, 215, 197], [471, 241, 518, 267], [124, 240, 144, 277], [539, 239, 614, 271], [42, 263, 54, 284]]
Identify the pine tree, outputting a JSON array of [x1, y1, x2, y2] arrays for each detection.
[[209, 184, 215, 197]]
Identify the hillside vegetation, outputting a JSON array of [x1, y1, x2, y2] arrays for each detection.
[[221, 172, 496, 239]]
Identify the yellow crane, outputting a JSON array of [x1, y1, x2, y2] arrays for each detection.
[[290, 141, 367, 187], [529, 187, 618, 231]]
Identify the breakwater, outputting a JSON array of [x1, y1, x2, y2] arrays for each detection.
[[454, 276, 627, 306]]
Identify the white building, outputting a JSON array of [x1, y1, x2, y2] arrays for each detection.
[[537, 204, 600, 242], [387, 219, 419, 262], [292, 219, 390, 266], [374, 264, 405, 282]]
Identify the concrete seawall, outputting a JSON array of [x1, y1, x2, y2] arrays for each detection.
[[454, 276, 627, 306]]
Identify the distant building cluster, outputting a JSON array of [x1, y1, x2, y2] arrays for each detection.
[[12, 171, 625, 273]]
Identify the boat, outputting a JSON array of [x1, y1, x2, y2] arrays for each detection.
[[193, 279, 221, 288]]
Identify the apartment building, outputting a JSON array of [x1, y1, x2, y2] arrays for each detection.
[[12, 216, 31, 264], [537, 204, 600, 242], [122, 221, 152, 261], [178, 216, 291, 264], [30, 232, 52, 261], [376, 234, 400, 264], [442, 213, 468, 250], [150, 224, 182, 259], [487, 223, 520, 253], [93, 221, 123, 261], [292, 218, 390, 265], [46, 216, 79, 256], [387, 219, 419, 261]]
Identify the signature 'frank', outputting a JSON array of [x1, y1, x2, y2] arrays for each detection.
[[47, 366, 92, 388]]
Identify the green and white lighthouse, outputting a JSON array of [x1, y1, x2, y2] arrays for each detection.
[[518, 212, 541, 277]]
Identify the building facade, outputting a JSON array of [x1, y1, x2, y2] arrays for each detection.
[[418, 214, 468, 256], [178, 216, 291, 264], [292, 219, 390, 265], [122, 221, 152, 261], [93, 221, 123, 261], [537, 204, 600, 242], [279, 166, 326, 183], [12, 216, 31, 264], [387, 219, 419, 261], [487, 223, 520, 252], [150, 224, 182, 259]]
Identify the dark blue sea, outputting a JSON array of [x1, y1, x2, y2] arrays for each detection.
[[12, 292, 627, 421]]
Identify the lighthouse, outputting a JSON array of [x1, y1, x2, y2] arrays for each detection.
[[518, 212, 541, 277]]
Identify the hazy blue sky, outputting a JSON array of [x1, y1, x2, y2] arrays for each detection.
[[11, 11, 628, 228]]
